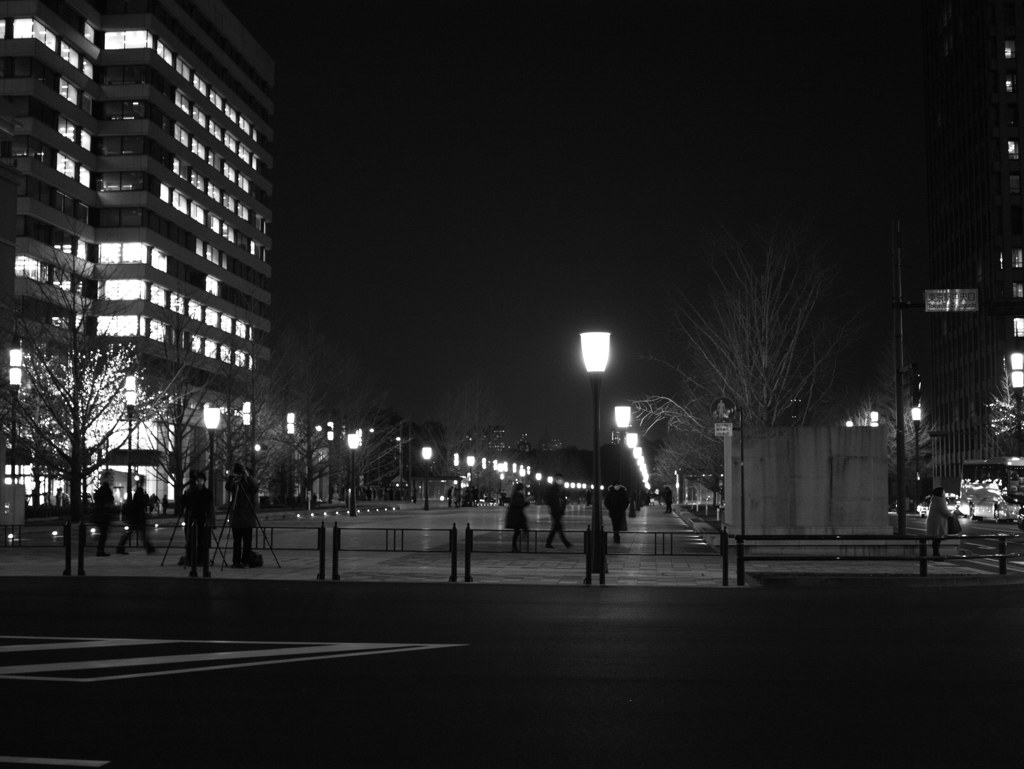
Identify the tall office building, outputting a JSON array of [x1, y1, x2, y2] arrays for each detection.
[[924, 0, 1024, 481], [0, 0, 272, 496]]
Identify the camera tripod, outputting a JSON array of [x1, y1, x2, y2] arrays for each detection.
[[213, 476, 280, 569], [159, 481, 222, 577]]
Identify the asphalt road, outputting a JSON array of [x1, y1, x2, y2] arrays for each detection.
[[1, 577, 1021, 769]]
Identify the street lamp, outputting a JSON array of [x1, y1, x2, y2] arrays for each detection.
[[8, 348, 21, 495], [203, 404, 221, 507], [869, 410, 879, 427], [1012, 353, 1024, 454], [347, 430, 361, 516], [422, 446, 433, 510], [580, 330, 610, 585], [911, 405, 922, 502], [125, 375, 137, 495]]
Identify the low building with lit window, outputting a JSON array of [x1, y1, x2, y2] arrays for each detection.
[[0, 0, 272, 504]]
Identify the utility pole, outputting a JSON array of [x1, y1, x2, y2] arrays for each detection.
[[893, 221, 908, 535]]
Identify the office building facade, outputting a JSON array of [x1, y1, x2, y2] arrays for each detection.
[[0, 0, 272, 500], [924, 0, 1024, 481]]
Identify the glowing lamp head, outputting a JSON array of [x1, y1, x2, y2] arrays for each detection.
[[580, 331, 610, 373]]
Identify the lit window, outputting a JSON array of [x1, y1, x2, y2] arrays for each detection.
[[188, 300, 202, 322], [78, 167, 90, 187], [156, 41, 173, 66], [149, 320, 166, 342], [219, 346, 231, 364], [205, 275, 220, 296], [1015, 317, 1024, 337], [150, 285, 166, 306], [83, 22, 95, 44], [78, 130, 91, 151], [190, 138, 206, 159], [1008, 74, 1017, 93], [105, 30, 153, 50], [104, 279, 146, 301], [174, 125, 190, 148], [176, 57, 191, 81], [175, 90, 189, 113], [60, 42, 80, 69], [191, 335, 203, 354], [1011, 140, 1019, 160], [14, 19, 56, 50], [204, 339, 217, 359], [59, 79, 79, 106], [97, 315, 140, 337], [1014, 247, 1023, 268], [235, 320, 248, 339], [210, 90, 223, 110], [58, 118, 76, 142], [56, 153, 75, 179], [151, 249, 167, 272], [220, 314, 232, 333], [81, 60, 93, 79], [235, 350, 248, 368], [172, 190, 188, 214], [170, 293, 184, 314], [191, 106, 207, 128], [193, 73, 208, 96], [190, 201, 205, 224], [209, 122, 223, 142], [1015, 282, 1024, 298], [1007, 40, 1017, 59], [15, 256, 43, 280], [204, 307, 218, 327], [124, 243, 147, 263]]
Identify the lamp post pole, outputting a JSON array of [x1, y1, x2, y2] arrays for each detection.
[[422, 446, 433, 511], [1013, 353, 1024, 455], [9, 348, 21, 509], [203, 405, 221, 509], [911, 407, 922, 502], [581, 331, 610, 585], [125, 375, 137, 504], [347, 430, 361, 515]]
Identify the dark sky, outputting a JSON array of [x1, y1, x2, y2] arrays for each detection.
[[224, 0, 928, 447]]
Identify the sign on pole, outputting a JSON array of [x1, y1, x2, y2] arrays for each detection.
[[923, 289, 978, 312], [714, 422, 733, 437], [711, 397, 736, 420]]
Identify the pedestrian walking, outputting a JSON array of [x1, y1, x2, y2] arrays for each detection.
[[92, 470, 115, 556], [926, 486, 956, 557], [116, 478, 155, 554], [604, 480, 629, 543], [226, 463, 258, 568], [505, 482, 529, 551], [544, 473, 572, 549], [182, 470, 216, 577], [660, 485, 673, 515]]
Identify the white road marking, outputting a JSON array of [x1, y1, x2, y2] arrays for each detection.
[[0, 757, 107, 766], [0, 636, 465, 683]]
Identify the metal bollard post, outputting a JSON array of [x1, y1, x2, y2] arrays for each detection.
[[63, 519, 72, 576], [919, 538, 927, 576], [584, 525, 592, 585], [77, 520, 86, 576], [464, 523, 473, 583], [999, 535, 1007, 575], [316, 522, 325, 580], [721, 526, 729, 587], [599, 530, 607, 585], [736, 535, 745, 586], [449, 524, 457, 583], [332, 522, 340, 581]]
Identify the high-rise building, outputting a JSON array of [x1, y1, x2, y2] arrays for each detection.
[[0, 0, 272, 499], [923, 0, 1024, 481]]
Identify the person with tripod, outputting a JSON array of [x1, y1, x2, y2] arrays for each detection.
[[116, 478, 155, 554], [226, 463, 258, 568], [182, 470, 216, 577]]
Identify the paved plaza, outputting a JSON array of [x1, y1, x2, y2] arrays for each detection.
[[2, 501, 1020, 586]]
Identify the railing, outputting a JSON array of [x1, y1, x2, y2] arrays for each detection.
[[726, 532, 1024, 586]]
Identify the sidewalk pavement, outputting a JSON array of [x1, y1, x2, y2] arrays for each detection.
[[1, 502, 1019, 587]]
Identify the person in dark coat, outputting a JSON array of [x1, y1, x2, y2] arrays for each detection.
[[226, 463, 259, 568], [504, 482, 529, 552], [92, 470, 115, 556], [116, 478, 155, 554], [604, 481, 629, 543], [925, 486, 954, 557], [544, 474, 572, 549], [182, 470, 216, 577], [660, 485, 674, 514]]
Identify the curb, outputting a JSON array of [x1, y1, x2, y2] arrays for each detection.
[[745, 571, 1024, 588]]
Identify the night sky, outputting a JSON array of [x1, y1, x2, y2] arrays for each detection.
[[224, 0, 928, 447]]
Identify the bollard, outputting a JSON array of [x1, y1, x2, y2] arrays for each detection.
[[919, 538, 928, 576], [999, 535, 1007, 575], [736, 535, 745, 586], [332, 522, 340, 581], [316, 522, 325, 581], [77, 520, 86, 576], [449, 524, 457, 583], [464, 523, 473, 582], [63, 519, 72, 576], [721, 526, 729, 587], [584, 525, 592, 585], [599, 530, 607, 585]]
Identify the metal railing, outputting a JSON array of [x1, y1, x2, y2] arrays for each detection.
[[726, 532, 1024, 586]]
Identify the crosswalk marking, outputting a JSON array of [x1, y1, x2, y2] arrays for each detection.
[[0, 636, 465, 683]]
